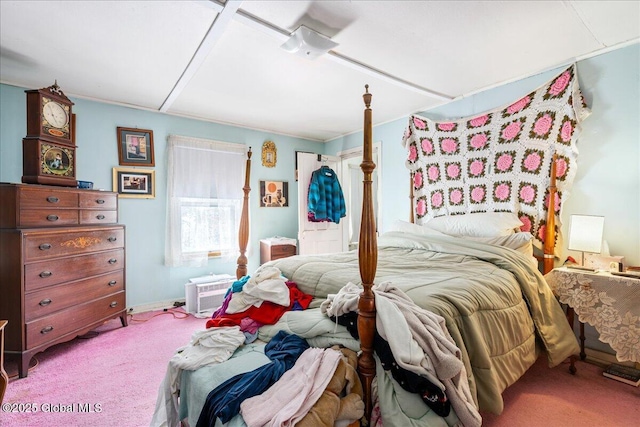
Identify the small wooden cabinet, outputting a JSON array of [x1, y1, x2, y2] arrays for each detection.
[[260, 239, 297, 264], [0, 183, 127, 378]]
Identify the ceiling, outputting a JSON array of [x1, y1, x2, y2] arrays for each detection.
[[1, 1, 638, 142]]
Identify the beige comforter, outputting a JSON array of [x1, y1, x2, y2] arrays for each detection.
[[265, 231, 579, 415]]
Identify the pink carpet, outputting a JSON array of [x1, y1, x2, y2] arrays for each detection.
[[480, 357, 640, 426], [2, 308, 638, 426], [2, 308, 205, 427]]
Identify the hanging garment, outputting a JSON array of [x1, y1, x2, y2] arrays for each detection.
[[308, 165, 347, 224], [402, 64, 590, 254]]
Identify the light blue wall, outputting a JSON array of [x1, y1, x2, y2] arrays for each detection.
[[327, 43, 640, 268], [0, 85, 324, 307], [2, 43, 638, 310]]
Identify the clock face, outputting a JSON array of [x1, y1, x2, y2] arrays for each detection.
[[42, 99, 69, 129]]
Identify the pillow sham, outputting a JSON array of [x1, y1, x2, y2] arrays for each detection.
[[424, 212, 523, 238]]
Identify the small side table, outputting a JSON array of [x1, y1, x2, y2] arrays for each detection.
[[544, 267, 640, 363], [260, 237, 297, 264]]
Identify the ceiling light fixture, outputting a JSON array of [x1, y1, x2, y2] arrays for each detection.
[[280, 25, 339, 60]]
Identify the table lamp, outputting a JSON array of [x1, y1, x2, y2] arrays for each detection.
[[567, 214, 604, 270]]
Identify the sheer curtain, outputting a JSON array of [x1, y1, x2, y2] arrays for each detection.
[[165, 135, 246, 267]]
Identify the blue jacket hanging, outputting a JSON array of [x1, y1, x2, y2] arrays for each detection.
[[307, 166, 346, 224]]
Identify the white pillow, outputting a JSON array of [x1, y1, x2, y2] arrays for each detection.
[[424, 213, 523, 238], [389, 220, 448, 237]]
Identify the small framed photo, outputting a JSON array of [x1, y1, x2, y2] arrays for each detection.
[[112, 167, 155, 199], [116, 127, 155, 167], [260, 180, 288, 207]]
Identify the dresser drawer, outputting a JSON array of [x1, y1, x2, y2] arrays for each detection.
[[79, 192, 117, 210], [271, 244, 296, 259], [26, 291, 126, 349], [25, 248, 125, 292], [25, 271, 125, 322], [19, 209, 79, 227], [80, 210, 118, 225], [19, 187, 79, 209], [24, 227, 125, 261]]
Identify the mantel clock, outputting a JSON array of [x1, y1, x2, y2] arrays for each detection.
[[25, 81, 74, 145], [22, 81, 77, 187]]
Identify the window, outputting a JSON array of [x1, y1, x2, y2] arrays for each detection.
[[165, 135, 247, 267]]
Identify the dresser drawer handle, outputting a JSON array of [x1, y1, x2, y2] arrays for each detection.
[[96, 199, 105, 204], [46, 196, 59, 203], [41, 325, 54, 334], [39, 243, 52, 250], [108, 280, 117, 287], [46, 215, 59, 221], [97, 214, 106, 220], [108, 237, 117, 242], [39, 271, 52, 278], [39, 298, 52, 306], [108, 258, 117, 264], [110, 301, 118, 308]]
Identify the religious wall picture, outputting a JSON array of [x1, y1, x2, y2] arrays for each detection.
[[112, 167, 155, 199], [260, 180, 288, 207], [116, 127, 155, 167]]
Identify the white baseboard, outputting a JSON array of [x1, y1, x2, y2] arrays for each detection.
[[584, 348, 640, 370], [127, 298, 186, 314]]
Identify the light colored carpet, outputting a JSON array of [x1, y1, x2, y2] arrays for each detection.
[[2, 308, 638, 426]]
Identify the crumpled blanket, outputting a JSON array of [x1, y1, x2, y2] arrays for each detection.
[[150, 326, 246, 427], [322, 281, 481, 427], [227, 266, 290, 313], [195, 330, 309, 426], [239, 347, 342, 426]]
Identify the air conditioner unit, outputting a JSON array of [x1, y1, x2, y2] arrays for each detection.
[[185, 274, 235, 314]]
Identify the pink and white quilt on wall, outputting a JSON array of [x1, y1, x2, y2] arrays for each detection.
[[402, 65, 591, 253]]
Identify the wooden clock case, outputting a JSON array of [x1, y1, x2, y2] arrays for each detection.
[[22, 83, 78, 187]]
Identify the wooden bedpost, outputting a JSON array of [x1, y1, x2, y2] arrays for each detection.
[[544, 153, 577, 374], [543, 153, 557, 275], [236, 147, 252, 280], [358, 85, 377, 423]]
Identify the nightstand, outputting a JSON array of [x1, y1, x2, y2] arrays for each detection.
[[260, 237, 297, 264], [544, 267, 640, 363]]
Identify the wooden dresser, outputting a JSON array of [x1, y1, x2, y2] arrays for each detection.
[[0, 183, 127, 378]]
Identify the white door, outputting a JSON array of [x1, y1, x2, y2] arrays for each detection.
[[297, 152, 344, 255], [339, 144, 380, 251]]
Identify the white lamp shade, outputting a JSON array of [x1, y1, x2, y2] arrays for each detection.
[[280, 25, 339, 60], [568, 215, 604, 253]]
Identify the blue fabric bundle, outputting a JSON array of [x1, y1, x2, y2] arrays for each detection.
[[196, 330, 309, 426]]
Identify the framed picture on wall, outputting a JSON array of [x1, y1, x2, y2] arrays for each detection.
[[116, 127, 155, 167], [260, 180, 288, 207], [112, 167, 155, 198]]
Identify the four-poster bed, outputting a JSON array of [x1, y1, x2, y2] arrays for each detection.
[[170, 82, 580, 427]]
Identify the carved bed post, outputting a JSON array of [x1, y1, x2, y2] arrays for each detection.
[[357, 85, 377, 423], [543, 153, 557, 275], [236, 147, 252, 280]]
